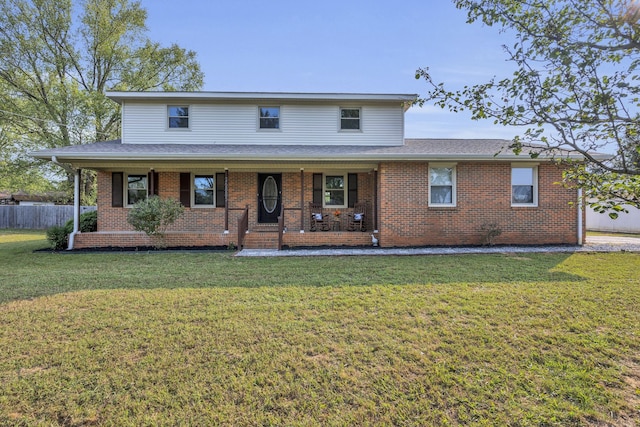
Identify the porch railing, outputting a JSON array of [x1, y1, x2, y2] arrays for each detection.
[[237, 204, 249, 249], [277, 204, 284, 250]]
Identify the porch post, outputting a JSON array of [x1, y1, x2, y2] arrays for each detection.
[[224, 168, 229, 232], [300, 168, 304, 232], [148, 168, 155, 196], [67, 168, 81, 250]]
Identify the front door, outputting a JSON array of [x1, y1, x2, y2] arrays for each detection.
[[258, 173, 282, 223]]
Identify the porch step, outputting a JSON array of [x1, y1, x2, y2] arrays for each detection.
[[242, 230, 280, 249], [252, 224, 280, 232]]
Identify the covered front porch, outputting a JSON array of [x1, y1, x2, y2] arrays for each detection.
[[72, 161, 380, 250], [212, 165, 380, 250]]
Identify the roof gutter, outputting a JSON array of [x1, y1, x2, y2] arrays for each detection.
[[40, 152, 592, 163], [105, 91, 419, 104]]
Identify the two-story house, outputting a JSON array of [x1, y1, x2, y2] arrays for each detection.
[[32, 91, 586, 250]]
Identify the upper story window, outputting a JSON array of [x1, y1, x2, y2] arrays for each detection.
[[340, 108, 361, 130], [127, 174, 147, 205], [511, 165, 538, 206], [168, 106, 189, 129], [194, 175, 215, 206], [259, 107, 280, 129], [429, 165, 456, 206]]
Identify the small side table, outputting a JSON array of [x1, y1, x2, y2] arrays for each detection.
[[332, 219, 341, 231]]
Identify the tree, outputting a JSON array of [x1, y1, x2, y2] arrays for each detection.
[[416, 0, 640, 213], [0, 0, 203, 202]]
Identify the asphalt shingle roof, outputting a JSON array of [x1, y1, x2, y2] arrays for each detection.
[[33, 138, 573, 161]]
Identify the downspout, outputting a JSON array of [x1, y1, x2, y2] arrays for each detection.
[[577, 188, 583, 246], [300, 168, 304, 233], [224, 168, 229, 233], [52, 156, 80, 250]]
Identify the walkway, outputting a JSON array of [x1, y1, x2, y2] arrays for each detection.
[[235, 235, 640, 257]]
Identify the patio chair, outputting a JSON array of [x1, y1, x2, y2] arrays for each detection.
[[309, 202, 329, 231], [347, 202, 366, 231]]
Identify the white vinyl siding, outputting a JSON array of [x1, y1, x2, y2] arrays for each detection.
[[121, 102, 405, 146]]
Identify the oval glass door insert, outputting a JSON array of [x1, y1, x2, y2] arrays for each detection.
[[262, 176, 278, 214]]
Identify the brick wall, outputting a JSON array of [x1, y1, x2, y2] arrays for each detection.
[[378, 161, 580, 247], [97, 171, 226, 233], [80, 164, 580, 249]]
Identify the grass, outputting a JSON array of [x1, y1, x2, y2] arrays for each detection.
[[1, 230, 639, 426]]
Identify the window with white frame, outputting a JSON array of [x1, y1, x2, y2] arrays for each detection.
[[127, 174, 147, 205], [429, 165, 456, 206], [511, 166, 538, 206], [340, 108, 361, 130], [168, 105, 189, 129], [259, 106, 280, 129], [194, 175, 215, 206], [324, 175, 346, 207]]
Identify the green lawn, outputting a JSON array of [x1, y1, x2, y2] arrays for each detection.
[[1, 231, 639, 426]]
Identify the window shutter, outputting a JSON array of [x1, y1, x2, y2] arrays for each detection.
[[179, 173, 191, 207], [216, 172, 225, 207], [313, 173, 323, 205], [148, 171, 159, 196], [112, 172, 123, 207], [348, 173, 358, 208]]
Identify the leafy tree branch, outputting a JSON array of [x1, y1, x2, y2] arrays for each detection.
[[416, 0, 640, 211]]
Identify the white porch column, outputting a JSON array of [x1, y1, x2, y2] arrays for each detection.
[[67, 168, 81, 250]]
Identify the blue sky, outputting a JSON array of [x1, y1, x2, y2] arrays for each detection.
[[143, 0, 519, 139]]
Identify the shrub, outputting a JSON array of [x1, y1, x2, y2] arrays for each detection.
[[79, 210, 98, 232], [64, 210, 97, 234], [46, 226, 69, 250], [127, 196, 184, 249], [479, 223, 503, 246], [48, 210, 97, 251]]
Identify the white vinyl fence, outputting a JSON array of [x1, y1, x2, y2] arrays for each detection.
[[586, 204, 640, 234], [0, 206, 96, 229]]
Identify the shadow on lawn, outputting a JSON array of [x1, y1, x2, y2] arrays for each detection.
[[0, 235, 589, 304]]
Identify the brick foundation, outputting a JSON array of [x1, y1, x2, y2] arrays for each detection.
[[73, 231, 231, 249]]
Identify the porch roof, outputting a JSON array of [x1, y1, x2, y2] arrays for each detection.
[[32, 138, 593, 167]]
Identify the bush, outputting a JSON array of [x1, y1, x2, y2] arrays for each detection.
[[47, 210, 98, 251], [46, 226, 69, 250], [479, 223, 503, 246], [64, 210, 98, 234], [127, 196, 184, 248]]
